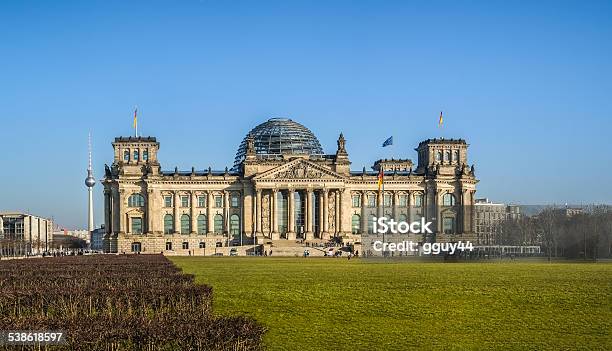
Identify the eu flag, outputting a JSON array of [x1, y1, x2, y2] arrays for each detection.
[[382, 136, 393, 147]]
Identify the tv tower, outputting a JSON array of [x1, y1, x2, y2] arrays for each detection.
[[85, 133, 96, 233]]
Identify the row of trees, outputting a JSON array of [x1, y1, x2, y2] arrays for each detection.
[[498, 206, 612, 260]]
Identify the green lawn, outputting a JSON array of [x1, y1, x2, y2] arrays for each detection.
[[171, 257, 612, 350]]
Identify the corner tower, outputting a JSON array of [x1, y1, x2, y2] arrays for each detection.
[[111, 136, 161, 176]]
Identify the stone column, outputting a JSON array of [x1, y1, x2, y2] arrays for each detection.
[[407, 191, 413, 222], [224, 191, 230, 234], [460, 189, 466, 234], [271, 189, 279, 240], [322, 189, 329, 237], [255, 189, 262, 235], [392, 191, 398, 221], [147, 189, 155, 234], [241, 189, 249, 240], [334, 190, 340, 236], [287, 189, 296, 240], [318, 190, 324, 238], [207, 191, 213, 235], [112, 188, 120, 235], [104, 190, 111, 234], [424, 187, 429, 224], [173, 191, 180, 234], [435, 189, 442, 234], [119, 189, 126, 234], [190, 191, 197, 234], [361, 191, 367, 234], [305, 189, 314, 240]]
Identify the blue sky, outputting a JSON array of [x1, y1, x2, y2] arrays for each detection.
[[1, 0, 611, 229]]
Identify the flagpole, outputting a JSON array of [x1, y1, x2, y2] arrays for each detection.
[[382, 171, 385, 255], [134, 107, 139, 138]]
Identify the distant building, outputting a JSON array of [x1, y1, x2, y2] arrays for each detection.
[[52, 229, 91, 245], [554, 207, 584, 217], [90, 226, 105, 251], [0, 212, 53, 256], [474, 198, 521, 245]]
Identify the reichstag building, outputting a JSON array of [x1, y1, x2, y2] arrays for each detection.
[[101, 118, 478, 254]]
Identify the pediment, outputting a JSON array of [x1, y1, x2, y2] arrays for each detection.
[[253, 159, 346, 181]]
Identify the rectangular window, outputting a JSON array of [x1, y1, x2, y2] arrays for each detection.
[[165, 242, 172, 250], [143, 149, 149, 161], [181, 196, 189, 208], [367, 195, 376, 208], [164, 196, 173, 207], [414, 195, 423, 207], [131, 217, 142, 234], [198, 196, 206, 208], [231, 194, 239, 208], [214, 195, 223, 208], [399, 195, 408, 207], [352, 195, 361, 208], [182, 242, 189, 250], [383, 194, 392, 207], [443, 217, 455, 234]]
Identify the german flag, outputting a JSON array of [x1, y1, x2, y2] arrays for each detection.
[[438, 111, 443, 127], [377, 167, 384, 192], [133, 108, 138, 130]]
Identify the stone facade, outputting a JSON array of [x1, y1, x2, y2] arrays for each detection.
[[101, 119, 478, 255]]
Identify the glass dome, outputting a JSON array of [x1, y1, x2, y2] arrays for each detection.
[[233, 118, 324, 168]]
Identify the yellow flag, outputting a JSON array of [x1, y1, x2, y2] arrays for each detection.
[[438, 111, 443, 127]]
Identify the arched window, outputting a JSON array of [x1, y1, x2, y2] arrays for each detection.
[[452, 150, 459, 162], [436, 151, 442, 162], [214, 214, 223, 234], [197, 214, 207, 234], [351, 214, 361, 234], [143, 149, 149, 161], [443, 193, 456, 206], [398, 214, 407, 222], [444, 151, 450, 162], [124, 150, 130, 161], [180, 214, 191, 234], [133, 149, 139, 161], [230, 214, 240, 238], [163, 214, 174, 234], [128, 194, 145, 207]]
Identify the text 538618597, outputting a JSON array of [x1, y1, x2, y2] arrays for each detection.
[[0, 331, 66, 345]]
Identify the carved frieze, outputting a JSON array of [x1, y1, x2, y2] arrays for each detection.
[[328, 191, 336, 231], [275, 163, 324, 179], [262, 192, 270, 233]]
